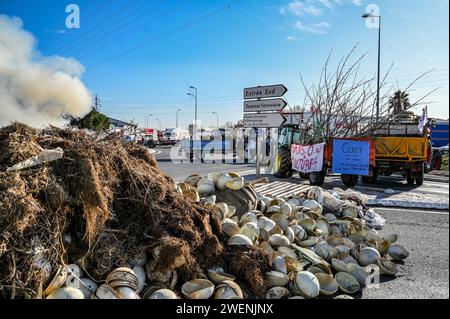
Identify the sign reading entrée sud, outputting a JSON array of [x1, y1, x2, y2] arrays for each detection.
[[243, 113, 287, 128], [244, 85, 288, 100], [291, 143, 325, 173], [244, 98, 287, 113], [332, 139, 370, 175]]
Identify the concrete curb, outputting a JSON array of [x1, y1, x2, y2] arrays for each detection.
[[367, 198, 449, 210]]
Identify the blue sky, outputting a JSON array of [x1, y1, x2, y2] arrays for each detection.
[[1, 0, 448, 128]]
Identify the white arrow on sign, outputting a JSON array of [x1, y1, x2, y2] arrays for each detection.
[[244, 98, 287, 113], [243, 113, 287, 128], [243, 84, 288, 100]]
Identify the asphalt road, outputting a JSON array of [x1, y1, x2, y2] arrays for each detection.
[[363, 207, 449, 299], [152, 146, 257, 181]]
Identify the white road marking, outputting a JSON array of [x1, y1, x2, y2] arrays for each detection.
[[254, 181, 311, 198], [375, 207, 449, 215]]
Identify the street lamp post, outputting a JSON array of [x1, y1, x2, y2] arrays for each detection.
[[146, 114, 153, 128], [155, 118, 161, 130], [362, 13, 381, 123], [176, 109, 182, 128], [187, 86, 198, 135], [212, 112, 219, 129]]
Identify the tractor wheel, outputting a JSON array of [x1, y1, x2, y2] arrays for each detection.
[[274, 145, 293, 178], [309, 172, 325, 186], [299, 172, 309, 180], [341, 174, 359, 188]]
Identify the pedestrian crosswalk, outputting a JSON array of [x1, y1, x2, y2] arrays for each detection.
[[253, 181, 311, 198]]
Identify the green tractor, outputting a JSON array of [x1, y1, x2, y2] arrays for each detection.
[[273, 124, 328, 187], [274, 124, 297, 179]]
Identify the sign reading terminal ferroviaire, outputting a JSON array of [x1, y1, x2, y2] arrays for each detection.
[[244, 98, 287, 113], [243, 85, 288, 100], [243, 113, 287, 128]]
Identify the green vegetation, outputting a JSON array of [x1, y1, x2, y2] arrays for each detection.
[[70, 108, 110, 132], [389, 90, 411, 115]]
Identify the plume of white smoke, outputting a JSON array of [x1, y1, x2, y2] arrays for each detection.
[[0, 15, 92, 127]]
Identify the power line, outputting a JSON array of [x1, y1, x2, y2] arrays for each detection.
[[77, 0, 192, 58], [82, 0, 115, 24], [53, 0, 143, 55], [86, 0, 242, 70], [61, 0, 170, 57]]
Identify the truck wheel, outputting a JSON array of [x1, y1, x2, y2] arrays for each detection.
[[406, 172, 415, 185], [416, 163, 425, 186], [341, 174, 359, 188], [362, 169, 378, 184], [309, 172, 325, 186], [274, 146, 292, 178], [361, 176, 371, 184]]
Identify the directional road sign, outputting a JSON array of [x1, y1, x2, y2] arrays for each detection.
[[243, 113, 287, 128], [243, 84, 288, 100], [244, 98, 287, 113]]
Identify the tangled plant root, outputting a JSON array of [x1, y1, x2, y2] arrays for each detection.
[[0, 123, 270, 299]]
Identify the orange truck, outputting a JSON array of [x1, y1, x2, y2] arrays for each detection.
[[371, 136, 430, 186], [275, 123, 430, 187]]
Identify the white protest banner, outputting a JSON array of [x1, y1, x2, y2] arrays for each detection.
[[291, 143, 325, 173]]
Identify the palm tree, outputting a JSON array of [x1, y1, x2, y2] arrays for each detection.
[[389, 90, 411, 115]]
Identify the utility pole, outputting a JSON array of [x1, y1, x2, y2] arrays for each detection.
[[376, 15, 381, 123], [176, 109, 182, 128], [94, 95, 101, 111], [362, 13, 382, 123], [146, 114, 153, 128], [187, 86, 198, 136], [212, 112, 219, 129]]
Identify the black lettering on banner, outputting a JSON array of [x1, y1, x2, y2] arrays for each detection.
[[307, 145, 314, 156]]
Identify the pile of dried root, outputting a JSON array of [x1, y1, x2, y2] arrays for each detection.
[[0, 123, 270, 299]]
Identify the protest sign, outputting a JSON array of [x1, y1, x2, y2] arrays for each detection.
[[291, 143, 325, 173], [332, 139, 370, 175]]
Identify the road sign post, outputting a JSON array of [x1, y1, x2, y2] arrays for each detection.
[[243, 84, 288, 177], [243, 113, 287, 128], [244, 85, 288, 100], [244, 98, 287, 113]]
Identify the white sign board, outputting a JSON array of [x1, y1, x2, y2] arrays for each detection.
[[244, 85, 288, 100], [291, 143, 325, 173], [243, 113, 286, 128], [244, 98, 287, 113]]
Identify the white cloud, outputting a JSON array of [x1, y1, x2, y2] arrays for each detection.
[[286, 35, 297, 41], [280, 1, 323, 17], [280, 1, 360, 36], [294, 20, 330, 34], [280, 0, 360, 17]]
